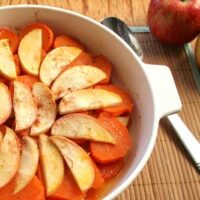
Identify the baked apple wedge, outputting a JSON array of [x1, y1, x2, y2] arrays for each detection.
[[51, 65, 106, 99], [0, 39, 17, 80], [39, 134, 64, 196], [0, 82, 12, 125], [14, 136, 39, 194], [18, 29, 42, 75], [0, 126, 20, 188], [51, 136, 95, 192], [30, 82, 56, 136], [13, 81, 37, 132], [40, 46, 82, 86], [51, 114, 115, 144], [117, 115, 130, 126], [58, 88, 122, 115]]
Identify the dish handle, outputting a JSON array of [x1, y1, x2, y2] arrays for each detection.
[[143, 63, 182, 118]]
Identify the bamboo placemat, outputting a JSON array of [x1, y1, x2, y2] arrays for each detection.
[[116, 32, 200, 200]]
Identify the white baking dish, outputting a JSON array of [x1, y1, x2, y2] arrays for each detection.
[[0, 5, 182, 200]]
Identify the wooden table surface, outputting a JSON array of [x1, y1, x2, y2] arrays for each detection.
[[0, 0, 150, 26], [1, 1, 200, 200]]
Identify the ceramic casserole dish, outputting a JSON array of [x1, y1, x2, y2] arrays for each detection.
[[0, 5, 182, 200]]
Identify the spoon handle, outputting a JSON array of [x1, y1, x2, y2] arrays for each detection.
[[166, 114, 200, 170]]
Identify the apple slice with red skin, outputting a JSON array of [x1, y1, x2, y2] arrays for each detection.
[[0, 39, 17, 80], [30, 82, 56, 136], [18, 29, 42, 76], [39, 134, 64, 196], [147, 0, 200, 45], [51, 113, 116, 144], [50, 136, 95, 192], [51, 65, 107, 100], [58, 88, 122, 115], [14, 136, 39, 194], [0, 126, 20, 188], [0, 82, 12, 125], [13, 81, 37, 132], [40, 46, 82, 86]]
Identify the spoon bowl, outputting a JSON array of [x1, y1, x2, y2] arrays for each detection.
[[101, 17, 143, 59]]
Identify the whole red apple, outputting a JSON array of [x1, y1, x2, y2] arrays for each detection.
[[147, 0, 200, 45]]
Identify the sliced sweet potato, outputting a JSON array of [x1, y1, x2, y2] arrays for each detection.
[[91, 161, 104, 189], [67, 52, 94, 68], [97, 159, 124, 179], [0, 176, 45, 200], [49, 169, 84, 200], [54, 35, 85, 50], [92, 55, 112, 83], [0, 28, 18, 53], [90, 116, 132, 164]]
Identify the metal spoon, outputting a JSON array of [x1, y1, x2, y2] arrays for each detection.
[[101, 16, 200, 170], [101, 17, 143, 60]]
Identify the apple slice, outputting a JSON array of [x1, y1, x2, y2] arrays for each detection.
[[58, 88, 122, 115], [51, 136, 95, 192], [51, 113, 115, 144], [0, 39, 17, 80], [0, 126, 20, 188], [14, 136, 39, 194], [30, 82, 56, 136], [116, 115, 130, 126], [18, 29, 42, 76], [40, 46, 82, 86], [13, 81, 37, 132], [51, 65, 106, 100], [0, 82, 12, 125], [39, 134, 64, 196]]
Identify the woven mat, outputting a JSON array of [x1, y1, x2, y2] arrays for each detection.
[[116, 32, 200, 200]]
